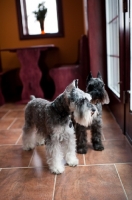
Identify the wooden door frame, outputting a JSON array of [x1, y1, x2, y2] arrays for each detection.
[[125, 0, 132, 144], [106, 0, 126, 132]]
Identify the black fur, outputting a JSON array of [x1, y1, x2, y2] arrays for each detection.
[[75, 72, 110, 153]]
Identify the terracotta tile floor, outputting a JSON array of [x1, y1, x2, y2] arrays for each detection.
[[0, 104, 132, 200]]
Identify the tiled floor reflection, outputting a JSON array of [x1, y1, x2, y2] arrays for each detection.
[[0, 103, 131, 200], [54, 166, 126, 200]]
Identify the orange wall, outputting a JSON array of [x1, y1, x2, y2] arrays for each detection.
[[0, 0, 85, 72]]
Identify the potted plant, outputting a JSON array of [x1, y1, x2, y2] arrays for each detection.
[[33, 2, 47, 34]]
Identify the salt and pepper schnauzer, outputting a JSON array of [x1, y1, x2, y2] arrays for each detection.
[[75, 72, 110, 154], [22, 80, 98, 174]]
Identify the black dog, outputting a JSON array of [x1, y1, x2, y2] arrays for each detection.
[[75, 72, 110, 154]]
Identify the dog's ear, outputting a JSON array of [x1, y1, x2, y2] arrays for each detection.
[[97, 71, 103, 80], [66, 79, 78, 92], [75, 79, 78, 88], [86, 72, 93, 84], [102, 90, 110, 104], [84, 93, 92, 101]]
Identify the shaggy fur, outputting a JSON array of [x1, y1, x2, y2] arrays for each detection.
[[75, 72, 110, 154], [22, 80, 97, 174]]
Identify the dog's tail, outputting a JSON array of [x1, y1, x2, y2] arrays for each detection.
[[30, 95, 36, 100]]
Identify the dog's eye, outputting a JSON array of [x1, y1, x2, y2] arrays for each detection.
[[102, 84, 105, 87], [87, 102, 91, 107]]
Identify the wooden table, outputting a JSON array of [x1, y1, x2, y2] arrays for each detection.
[[1, 45, 57, 103]]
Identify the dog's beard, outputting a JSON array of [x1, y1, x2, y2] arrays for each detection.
[[73, 105, 98, 127], [102, 90, 110, 104], [67, 86, 92, 111], [69, 102, 76, 112]]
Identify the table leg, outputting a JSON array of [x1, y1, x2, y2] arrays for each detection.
[[17, 49, 44, 103]]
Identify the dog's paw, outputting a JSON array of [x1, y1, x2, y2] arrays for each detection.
[[36, 135, 45, 146], [50, 166, 65, 174], [93, 143, 104, 151], [23, 144, 35, 151], [66, 157, 79, 167], [77, 147, 88, 154], [36, 139, 45, 146]]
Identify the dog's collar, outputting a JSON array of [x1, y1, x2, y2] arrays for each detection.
[[51, 102, 69, 118]]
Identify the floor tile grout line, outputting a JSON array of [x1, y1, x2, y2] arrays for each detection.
[[1, 110, 11, 119], [0, 128, 23, 130], [125, 137, 132, 149], [7, 118, 17, 130], [28, 149, 36, 167], [15, 134, 22, 145], [83, 154, 86, 165], [77, 164, 114, 167], [102, 132, 105, 141], [0, 144, 19, 146], [1, 166, 49, 169], [3, 110, 24, 112], [114, 164, 128, 200], [52, 175, 57, 200], [1, 117, 24, 120], [0, 163, 132, 169], [78, 162, 132, 166], [0, 144, 23, 146]]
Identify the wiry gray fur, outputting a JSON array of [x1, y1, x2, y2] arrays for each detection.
[[75, 72, 110, 154], [22, 79, 97, 174]]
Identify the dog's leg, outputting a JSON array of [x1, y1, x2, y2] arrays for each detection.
[[45, 135, 64, 174], [22, 125, 37, 150], [63, 128, 78, 166], [75, 124, 88, 154], [91, 119, 104, 151]]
